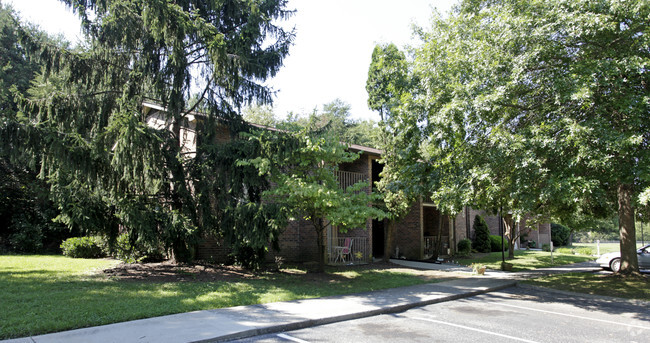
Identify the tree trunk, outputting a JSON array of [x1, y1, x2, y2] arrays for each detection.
[[618, 183, 639, 274], [504, 214, 515, 260], [169, 120, 193, 263], [383, 218, 395, 262], [315, 218, 326, 273]]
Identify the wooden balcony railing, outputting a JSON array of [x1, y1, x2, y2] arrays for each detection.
[[335, 170, 367, 192]]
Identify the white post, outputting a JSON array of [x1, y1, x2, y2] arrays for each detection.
[[597, 239, 600, 256], [550, 241, 554, 264]]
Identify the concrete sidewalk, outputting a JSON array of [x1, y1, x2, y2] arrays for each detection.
[[3, 278, 516, 343]]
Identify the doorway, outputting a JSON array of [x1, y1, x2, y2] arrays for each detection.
[[372, 219, 384, 259]]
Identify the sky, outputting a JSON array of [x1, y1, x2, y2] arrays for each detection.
[[5, 0, 456, 121]]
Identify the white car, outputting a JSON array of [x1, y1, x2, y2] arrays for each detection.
[[596, 244, 650, 272]]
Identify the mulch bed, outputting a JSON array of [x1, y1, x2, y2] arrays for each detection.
[[101, 260, 464, 283]]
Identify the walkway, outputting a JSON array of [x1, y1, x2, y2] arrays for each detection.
[[4, 260, 602, 343], [4, 278, 516, 343]]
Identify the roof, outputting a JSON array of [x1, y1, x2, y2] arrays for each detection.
[[142, 101, 384, 157]]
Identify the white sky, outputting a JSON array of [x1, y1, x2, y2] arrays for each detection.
[[5, 0, 456, 121]]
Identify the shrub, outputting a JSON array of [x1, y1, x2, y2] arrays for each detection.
[[457, 239, 472, 257], [555, 247, 573, 254], [489, 235, 509, 252], [472, 215, 491, 253], [8, 218, 43, 253], [230, 246, 266, 270], [111, 233, 164, 263], [60, 237, 105, 258], [576, 247, 594, 256], [541, 243, 551, 252], [551, 223, 571, 246]]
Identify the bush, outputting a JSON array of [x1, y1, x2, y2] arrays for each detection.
[[542, 243, 551, 252], [489, 235, 509, 252], [472, 215, 491, 253], [230, 246, 266, 270], [60, 237, 105, 258], [576, 247, 594, 256], [111, 233, 164, 263], [551, 223, 571, 246], [8, 218, 43, 253], [457, 239, 472, 256]]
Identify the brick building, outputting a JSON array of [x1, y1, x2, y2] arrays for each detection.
[[144, 102, 551, 265]]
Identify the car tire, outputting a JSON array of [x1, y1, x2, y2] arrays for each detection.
[[610, 258, 621, 273]]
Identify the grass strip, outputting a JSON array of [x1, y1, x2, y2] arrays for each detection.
[[456, 250, 594, 271], [522, 272, 650, 301], [0, 255, 437, 339]]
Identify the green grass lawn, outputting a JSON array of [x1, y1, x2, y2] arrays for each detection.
[[0, 255, 439, 339], [456, 250, 594, 271], [523, 272, 650, 301]]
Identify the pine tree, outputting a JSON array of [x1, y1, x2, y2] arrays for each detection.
[[473, 215, 491, 253], [4, 0, 294, 262]]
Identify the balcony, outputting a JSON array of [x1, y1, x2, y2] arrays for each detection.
[[336, 170, 367, 193]]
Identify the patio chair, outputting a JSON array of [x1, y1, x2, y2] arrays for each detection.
[[339, 238, 353, 263]]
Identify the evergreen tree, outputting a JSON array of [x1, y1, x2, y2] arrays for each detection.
[[473, 215, 491, 253], [0, 4, 75, 252], [3, 0, 294, 262]]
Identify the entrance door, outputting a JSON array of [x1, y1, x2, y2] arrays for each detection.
[[372, 219, 384, 259]]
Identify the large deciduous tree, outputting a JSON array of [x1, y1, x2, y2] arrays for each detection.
[[2, 0, 294, 262], [373, 0, 649, 273], [366, 43, 415, 261]]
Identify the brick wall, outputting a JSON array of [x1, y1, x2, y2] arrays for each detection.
[[268, 218, 319, 262], [457, 208, 552, 249], [339, 153, 370, 176], [195, 235, 230, 261], [393, 201, 422, 259]]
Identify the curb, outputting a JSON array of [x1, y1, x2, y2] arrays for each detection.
[[198, 280, 518, 343], [517, 283, 650, 306]]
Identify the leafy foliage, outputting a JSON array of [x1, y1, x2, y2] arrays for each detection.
[[489, 235, 509, 253], [551, 223, 572, 247], [456, 239, 472, 257], [111, 233, 164, 263], [271, 99, 382, 149], [367, 0, 649, 273], [60, 236, 105, 258], [242, 126, 387, 272]]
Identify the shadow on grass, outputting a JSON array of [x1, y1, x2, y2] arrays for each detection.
[[523, 272, 650, 302], [0, 266, 431, 339], [456, 251, 593, 271]]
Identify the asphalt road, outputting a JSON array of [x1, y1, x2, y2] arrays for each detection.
[[231, 286, 649, 343]]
